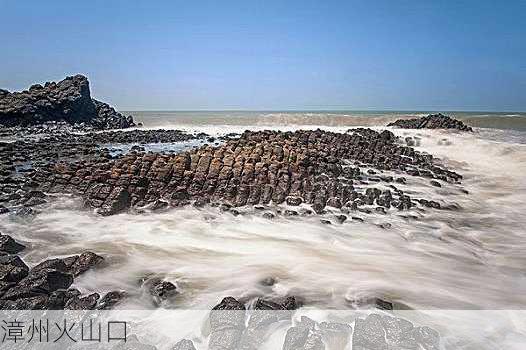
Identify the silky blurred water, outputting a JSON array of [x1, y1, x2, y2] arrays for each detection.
[[2, 123, 526, 310], [2, 115, 526, 348]]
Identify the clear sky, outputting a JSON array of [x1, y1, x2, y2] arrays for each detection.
[[1, 0, 525, 111]]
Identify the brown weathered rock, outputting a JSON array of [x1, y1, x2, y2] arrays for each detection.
[[33, 129, 462, 217]]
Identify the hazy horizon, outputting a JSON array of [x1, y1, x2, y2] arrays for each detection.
[[120, 109, 526, 113], [1, 0, 525, 111]]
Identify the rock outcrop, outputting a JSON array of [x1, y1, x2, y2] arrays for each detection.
[[0, 249, 124, 310], [32, 128, 460, 216], [0, 75, 135, 129], [387, 113, 473, 131]]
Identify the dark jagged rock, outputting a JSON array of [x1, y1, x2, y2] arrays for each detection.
[[32, 258, 69, 273], [2, 268, 73, 300], [254, 296, 298, 310], [64, 292, 100, 310], [212, 296, 246, 311], [48, 288, 82, 309], [33, 251, 103, 277], [0, 295, 52, 310], [0, 251, 109, 310], [145, 278, 178, 302], [87, 129, 207, 144], [387, 113, 473, 131], [97, 186, 131, 216], [67, 251, 104, 276], [0, 234, 26, 254], [97, 290, 127, 310], [0, 255, 29, 283], [33, 129, 461, 217], [0, 74, 135, 130]]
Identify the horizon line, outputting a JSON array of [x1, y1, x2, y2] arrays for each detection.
[[119, 108, 526, 113]]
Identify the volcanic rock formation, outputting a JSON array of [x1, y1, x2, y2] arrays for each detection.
[[31, 129, 461, 216], [0, 75, 135, 129], [387, 113, 473, 131]]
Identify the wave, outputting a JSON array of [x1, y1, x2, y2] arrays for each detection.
[[128, 111, 526, 131]]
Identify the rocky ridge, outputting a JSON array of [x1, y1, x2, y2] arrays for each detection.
[[31, 128, 461, 217], [387, 113, 473, 131], [0, 75, 136, 130]]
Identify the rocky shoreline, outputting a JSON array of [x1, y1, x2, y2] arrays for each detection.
[[0, 124, 470, 311], [0, 77, 475, 313]]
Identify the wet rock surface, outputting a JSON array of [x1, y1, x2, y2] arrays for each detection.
[[387, 113, 473, 131], [0, 250, 113, 310], [88, 129, 209, 145], [31, 129, 463, 217], [0, 74, 135, 129], [0, 128, 208, 215], [0, 233, 26, 254]]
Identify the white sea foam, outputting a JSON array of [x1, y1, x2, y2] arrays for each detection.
[[2, 117, 526, 348]]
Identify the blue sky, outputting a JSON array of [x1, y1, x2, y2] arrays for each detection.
[[1, 0, 525, 111]]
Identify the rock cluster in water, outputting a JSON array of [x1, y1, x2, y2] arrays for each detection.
[[32, 128, 460, 216], [0, 129, 210, 216], [0, 233, 125, 309], [0, 75, 135, 130], [387, 113, 473, 131]]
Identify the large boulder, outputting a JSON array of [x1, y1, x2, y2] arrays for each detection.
[[32, 251, 104, 277], [0, 234, 26, 254], [0, 75, 135, 129], [2, 268, 73, 300]]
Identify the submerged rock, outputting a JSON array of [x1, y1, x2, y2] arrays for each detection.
[[146, 278, 178, 302]]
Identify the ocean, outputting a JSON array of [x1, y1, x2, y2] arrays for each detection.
[[128, 110, 526, 131]]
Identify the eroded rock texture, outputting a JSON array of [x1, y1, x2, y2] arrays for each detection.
[[0, 75, 135, 129], [388, 113, 473, 131], [31, 129, 461, 216], [0, 245, 121, 310]]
